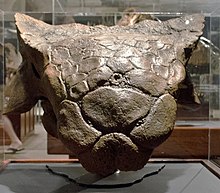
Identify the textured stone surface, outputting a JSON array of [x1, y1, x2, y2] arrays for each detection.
[[5, 13, 204, 176], [82, 87, 155, 132]]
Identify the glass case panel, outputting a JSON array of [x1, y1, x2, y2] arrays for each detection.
[[2, 9, 65, 161], [0, 0, 65, 161], [210, 8, 220, 167], [52, 0, 220, 161], [210, 8, 220, 121], [53, 0, 220, 14], [0, 0, 53, 12], [0, 9, 4, 162], [0, 0, 219, 168]]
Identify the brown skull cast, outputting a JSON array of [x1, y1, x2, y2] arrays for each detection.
[[5, 13, 204, 176]]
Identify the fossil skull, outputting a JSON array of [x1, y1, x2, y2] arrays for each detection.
[[5, 13, 204, 176]]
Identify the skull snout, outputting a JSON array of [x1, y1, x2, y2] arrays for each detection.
[[81, 87, 155, 133]]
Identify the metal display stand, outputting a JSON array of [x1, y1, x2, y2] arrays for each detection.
[[0, 160, 219, 193]]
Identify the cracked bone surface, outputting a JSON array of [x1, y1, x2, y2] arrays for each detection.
[[5, 13, 204, 176]]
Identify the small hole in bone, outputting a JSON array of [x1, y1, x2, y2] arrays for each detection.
[[113, 73, 122, 80]]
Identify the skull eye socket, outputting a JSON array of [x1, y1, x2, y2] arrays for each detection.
[[31, 63, 41, 79]]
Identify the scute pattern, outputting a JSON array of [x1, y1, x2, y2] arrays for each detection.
[[50, 33, 185, 100]]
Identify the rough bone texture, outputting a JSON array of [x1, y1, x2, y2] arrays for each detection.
[[5, 13, 204, 176]]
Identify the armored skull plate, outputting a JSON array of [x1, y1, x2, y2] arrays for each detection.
[[5, 13, 204, 176]]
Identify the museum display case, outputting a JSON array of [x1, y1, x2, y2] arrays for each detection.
[[51, 0, 220, 164], [210, 7, 220, 168], [0, 0, 219, 192], [0, 9, 4, 161]]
